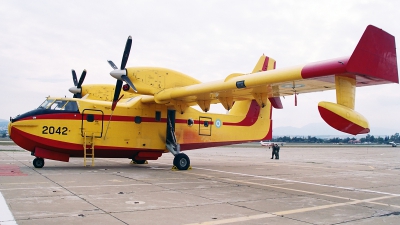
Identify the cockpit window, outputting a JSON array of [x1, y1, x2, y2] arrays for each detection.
[[50, 100, 68, 110], [37, 99, 79, 112], [38, 99, 55, 109], [63, 101, 79, 111]]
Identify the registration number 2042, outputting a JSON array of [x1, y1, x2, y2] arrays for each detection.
[[42, 126, 68, 135]]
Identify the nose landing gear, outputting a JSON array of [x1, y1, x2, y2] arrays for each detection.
[[33, 157, 45, 168]]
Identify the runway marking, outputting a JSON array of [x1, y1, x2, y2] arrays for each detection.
[[93, 159, 400, 199], [0, 183, 151, 191], [150, 161, 400, 197], [187, 172, 354, 201], [0, 165, 26, 176], [190, 166, 400, 197], [186, 213, 276, 225], [0, 181, 210, 191], [98, 160, 400, 209], [221, 177, 354, 200], [185, 196, 394, 225], [0, 191, 17, 225], [155, 162, 400, 208], [0, 182, 50, 185]]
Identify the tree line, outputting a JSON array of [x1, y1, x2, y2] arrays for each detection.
[[272, 133, 400, 144]]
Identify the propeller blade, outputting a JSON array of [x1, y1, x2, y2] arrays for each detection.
[[72, 70, 78, 86], [107, 60, 118, 70], [121, 75, 137, 93], [77, 70, 87, 88], [120, 36, 132, 70], [112, 80, 123, 111]]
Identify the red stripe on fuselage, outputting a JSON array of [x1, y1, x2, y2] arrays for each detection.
[[16, 112, 217, 126], [11, 126, 264, 156], [10, 126, 161, 158]]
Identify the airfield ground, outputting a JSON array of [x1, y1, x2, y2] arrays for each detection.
[[0, 142, 399, 225]]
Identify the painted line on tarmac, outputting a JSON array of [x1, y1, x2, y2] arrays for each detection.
[[217, 177, 400, 209], [185, 195, 394, 225], [190, 166, 400, 197], [0, 191, 17, 225], [0, 183, 151, 191], [101, 159, 400, 199], [154, 162, 400, 209], [151, 161, 400, 197]]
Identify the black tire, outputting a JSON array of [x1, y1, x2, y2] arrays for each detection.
[[173, 153, 190, 170], [33, 157, 44, 168], [132, 159, 146, 164]]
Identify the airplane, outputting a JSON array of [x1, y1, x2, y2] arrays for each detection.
[[8, 25, 398, 170], [260, 141, 285, 148], [388, 142, 398, 147]]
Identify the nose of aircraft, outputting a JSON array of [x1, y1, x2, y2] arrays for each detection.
[[7, 121, 12, 139]]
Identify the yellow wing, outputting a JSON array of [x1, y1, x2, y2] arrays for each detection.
[[122, 25, 398, 135], [127, 26, 397, 112]]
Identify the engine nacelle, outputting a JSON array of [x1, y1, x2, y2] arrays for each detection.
[[318, 101, 369, 135]]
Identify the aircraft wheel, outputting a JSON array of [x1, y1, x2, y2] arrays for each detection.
[[33, 157, 45, 168], [173, 153, 190, 170]]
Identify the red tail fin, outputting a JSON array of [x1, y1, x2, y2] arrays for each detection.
[[347, 25, 398, 84]]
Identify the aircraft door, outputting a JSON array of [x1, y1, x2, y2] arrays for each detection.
[[199, 116, 212, 136], [81, 109, 104, 137]]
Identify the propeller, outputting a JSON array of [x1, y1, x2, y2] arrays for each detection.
[[69, 69, 87, 98], [108, 36, 137, 111]]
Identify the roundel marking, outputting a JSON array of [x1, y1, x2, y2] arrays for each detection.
[[215, 119, 222, 128]]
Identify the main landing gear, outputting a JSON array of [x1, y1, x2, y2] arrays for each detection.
[[33, 157, 45, 168], [173, 153, 190, 170], [166, 109, 191, 170]]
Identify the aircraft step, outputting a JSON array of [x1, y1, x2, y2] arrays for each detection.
[[83, 133, 95, 166]]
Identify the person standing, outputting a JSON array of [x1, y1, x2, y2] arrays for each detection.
[[274, 144, 280, 160], [271, 143, 276, 159]]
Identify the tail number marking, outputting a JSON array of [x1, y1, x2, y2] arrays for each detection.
[[42, 126, 68, 135]]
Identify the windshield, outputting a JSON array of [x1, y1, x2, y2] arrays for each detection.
[[38, 99, 55, 109], [63, 101, 79, 111], [50, 100, 68, 110], [38, 99, 78, 111]]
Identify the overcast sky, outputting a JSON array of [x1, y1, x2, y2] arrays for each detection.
[[1, 0, 399, 135]]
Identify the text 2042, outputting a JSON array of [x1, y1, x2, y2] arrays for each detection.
[[42, 126, 68, 135]]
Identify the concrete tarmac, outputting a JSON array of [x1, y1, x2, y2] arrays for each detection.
[[0, 145, 400, 225]]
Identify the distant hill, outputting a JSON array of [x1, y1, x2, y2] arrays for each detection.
[[0, 119, 9, 126], [273, 122, 398, 137]]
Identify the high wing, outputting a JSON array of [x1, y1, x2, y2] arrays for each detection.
[[149, 25, 397, 109], [120, 25, 397, 135]]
